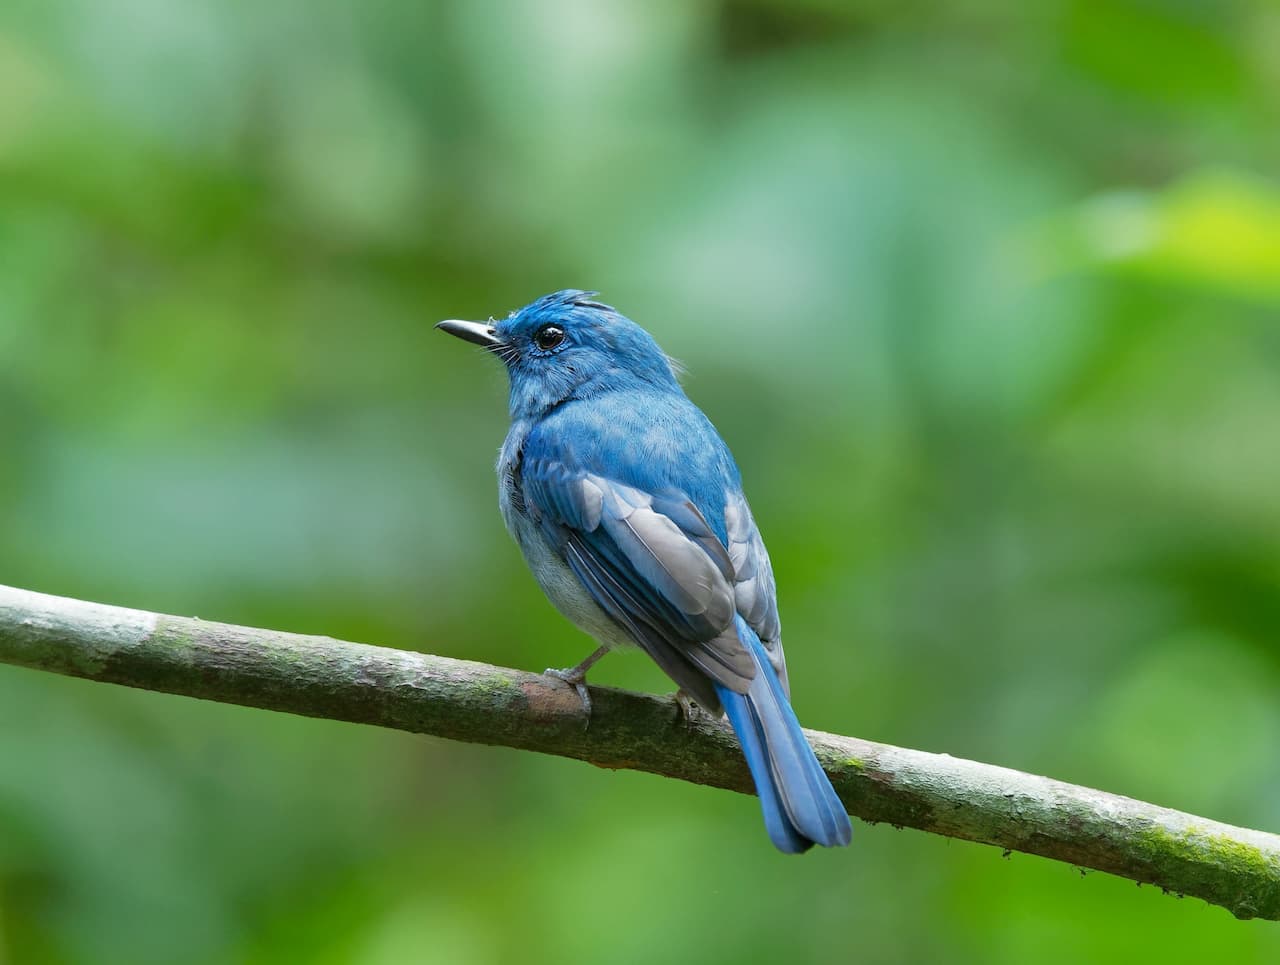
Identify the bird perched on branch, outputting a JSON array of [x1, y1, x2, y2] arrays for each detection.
[[437, 290, 851, 853]]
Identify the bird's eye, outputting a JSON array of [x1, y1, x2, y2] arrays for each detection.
[[533, 324, 566, 351]]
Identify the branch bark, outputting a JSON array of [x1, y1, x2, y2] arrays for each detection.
[[1, 583, 1277, 919]]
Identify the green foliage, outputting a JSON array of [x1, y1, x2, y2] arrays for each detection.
[[2, 0, 1279, 961]]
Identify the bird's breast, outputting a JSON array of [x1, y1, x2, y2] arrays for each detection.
[[506, 506, 634, 651], [496, 422, 632, 651]]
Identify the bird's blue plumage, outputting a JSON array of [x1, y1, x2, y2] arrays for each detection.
[[441, 289, 851, 852]]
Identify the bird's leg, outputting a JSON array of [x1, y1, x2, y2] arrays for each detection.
[[544, 645, 609, 718], [672, 689, 703, 729]]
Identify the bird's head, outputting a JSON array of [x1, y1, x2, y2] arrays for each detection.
[[437, 290, 682, 418]]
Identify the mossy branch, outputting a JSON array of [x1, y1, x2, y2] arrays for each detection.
[[1, 583, 1277, 919]]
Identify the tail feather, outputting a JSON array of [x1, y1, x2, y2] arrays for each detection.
[[723, 686, 812, 853], [718, 618, 852, 853]]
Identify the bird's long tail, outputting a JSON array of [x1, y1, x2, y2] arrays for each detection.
[[717, 618, 852, 853]]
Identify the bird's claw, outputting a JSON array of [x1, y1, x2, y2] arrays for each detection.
[[544, 666, 592, 723], [672, 689, 702, 729]]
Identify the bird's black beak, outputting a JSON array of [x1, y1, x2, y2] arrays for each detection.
[[435, 318, 502, 348]]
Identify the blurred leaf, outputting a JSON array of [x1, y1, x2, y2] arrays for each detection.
[[1061, 169, 1280, 302]]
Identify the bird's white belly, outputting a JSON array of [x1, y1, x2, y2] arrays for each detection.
[[504, 498, 635, 651]]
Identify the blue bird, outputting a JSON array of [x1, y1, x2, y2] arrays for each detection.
[[437, 290, 851, 853]]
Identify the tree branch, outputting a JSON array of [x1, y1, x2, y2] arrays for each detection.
[[1, 583, 1277, 919]]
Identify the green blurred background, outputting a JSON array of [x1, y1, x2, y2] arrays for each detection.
[[2, 0, 1280, 961]]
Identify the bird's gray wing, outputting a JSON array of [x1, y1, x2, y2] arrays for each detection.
[[519, 453, 756, 712], [725, 491, 788, 696]]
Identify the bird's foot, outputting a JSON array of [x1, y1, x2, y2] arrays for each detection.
[[542, 646, 609, 728], [543, 665, 593, 719], [672, 689, 703, 729]]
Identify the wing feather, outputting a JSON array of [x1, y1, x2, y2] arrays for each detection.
[[521, 453, 755, 699], [725, 491, 787, 695]]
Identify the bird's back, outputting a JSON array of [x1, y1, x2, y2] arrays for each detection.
[[523, 388, 742, 545]]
